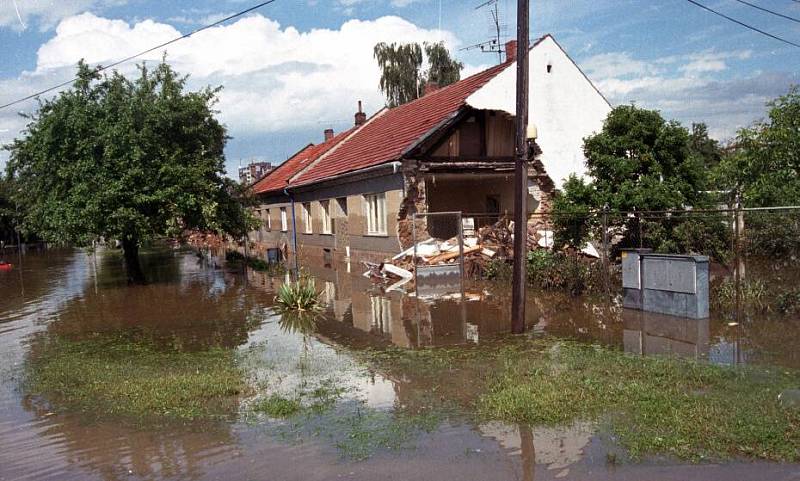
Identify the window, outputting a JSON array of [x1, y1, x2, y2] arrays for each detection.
[[280, 207, 288, 231], [337, 197, 348, 216], [265, 209, 271, 231], [320, 200, 332, 234], [364, 192, 387, 235], [302, 202, 312, 234]]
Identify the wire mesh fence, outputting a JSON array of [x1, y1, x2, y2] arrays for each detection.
[[448, 206, 800, 315]]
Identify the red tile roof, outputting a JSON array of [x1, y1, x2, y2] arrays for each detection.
[[292, 60, 514, 186], [252, 129, 354, 194]]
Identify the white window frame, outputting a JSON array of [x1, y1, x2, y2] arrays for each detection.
[[280, 207, 288, 232], [302, 202, 312, 234], [320, 200, 332, 234], [364, 192, 387, 235], [265, 208, 271, 231]]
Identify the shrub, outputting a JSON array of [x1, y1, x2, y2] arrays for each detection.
[[275, 277, 323, 313], [526, 250, 602, 296], [484, 258, 512, 281], [776, 288, 800, 315]]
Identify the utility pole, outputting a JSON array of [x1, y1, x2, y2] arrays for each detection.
[[511, 0, 530, 334]]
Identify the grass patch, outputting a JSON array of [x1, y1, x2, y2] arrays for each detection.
[[359, 338, 800, 462], [252, 395, 302, 418], [477, 340, 800, 462], [25, 333, 248, 420]]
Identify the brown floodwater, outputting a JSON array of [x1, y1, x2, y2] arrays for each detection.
[[1, 247, 799, 481]]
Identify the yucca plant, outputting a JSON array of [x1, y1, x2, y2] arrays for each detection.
[[274, 277, 323, 313]]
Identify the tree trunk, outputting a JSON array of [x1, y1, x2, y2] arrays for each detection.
[[121, 238, 146, 284]]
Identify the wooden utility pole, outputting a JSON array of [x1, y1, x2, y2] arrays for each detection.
[[511, 0, 530, 334]]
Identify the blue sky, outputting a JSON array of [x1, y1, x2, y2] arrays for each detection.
[[1, 0, 799, 177]]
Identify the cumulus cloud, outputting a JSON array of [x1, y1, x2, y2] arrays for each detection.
[[0, 0, 126, 31], [579, 48, 787, 140], [0, 12, 465, 169]]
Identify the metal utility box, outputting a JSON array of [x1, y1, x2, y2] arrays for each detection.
[[622, 251, 709, 319], [621, 249, 652, 310]]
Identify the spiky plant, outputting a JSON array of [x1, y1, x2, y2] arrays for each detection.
[[274, 277, 323, 314]]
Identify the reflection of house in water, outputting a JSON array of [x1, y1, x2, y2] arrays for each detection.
[[623, 309, 710, 360], [479, 421, 595, 480]]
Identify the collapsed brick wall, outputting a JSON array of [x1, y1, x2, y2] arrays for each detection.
[[397, 161, 430, 249]]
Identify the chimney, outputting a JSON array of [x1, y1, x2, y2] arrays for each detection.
[[354, 100, 367, 126], [423, 81, 440, 96], [324, 128, 334, 142], [505, 40, 517, 63]]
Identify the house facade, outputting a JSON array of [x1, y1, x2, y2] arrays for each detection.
[[248, 35, 611, 264]]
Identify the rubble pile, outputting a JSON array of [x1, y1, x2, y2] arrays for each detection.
[[364, 215, 604, 287]]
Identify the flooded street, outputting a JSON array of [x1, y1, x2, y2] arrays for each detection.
[[1, 247, 799, 481]]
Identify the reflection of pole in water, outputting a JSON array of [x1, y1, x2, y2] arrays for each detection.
[[519, 424, 535, 481]]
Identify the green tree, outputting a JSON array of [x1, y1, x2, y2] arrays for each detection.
[[0, 177, 17, 246], [552, 105, 729, 259], [715, 86, 800, 207], [374, 41, 463, 107], [5, 60, 254, 283], [713, 86, 800, 256], [422, 41, 463, 87], [689, 123, 722, 169]]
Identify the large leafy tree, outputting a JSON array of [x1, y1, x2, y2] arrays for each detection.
[[0, 177, 17, 246], [5, 60, 253, 283], [713, 87, 800, 256], [374, 41, 463, 107], [715, 86, 800, 207], [552, 105, 729, 259]]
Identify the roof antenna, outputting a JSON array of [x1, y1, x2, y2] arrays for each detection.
[[460, 0, 507, 64]]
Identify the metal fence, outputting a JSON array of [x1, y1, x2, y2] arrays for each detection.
[[440, 206, 800, 310]]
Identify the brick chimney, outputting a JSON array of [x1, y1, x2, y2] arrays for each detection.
[[354, 100, 367, 126], [324, 128, 334, 142], [423, 81, 440, 96], [505, 40, 517, 63]]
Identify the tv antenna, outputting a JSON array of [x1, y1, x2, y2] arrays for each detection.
[[460, 0, 507, 64]]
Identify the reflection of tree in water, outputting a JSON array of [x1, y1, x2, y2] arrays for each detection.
[[15, 247, 264, 481], [22, 395, 237, 481], [45, 248, 271, 351]]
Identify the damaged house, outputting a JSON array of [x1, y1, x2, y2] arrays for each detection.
[[248, 35, 611, 264]]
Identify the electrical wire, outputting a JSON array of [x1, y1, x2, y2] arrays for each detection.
[[0, 0, 278, 111], [684, 0, 800, 48], [732, 0, 800, 24]]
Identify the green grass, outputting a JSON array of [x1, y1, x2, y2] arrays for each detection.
[[361, 338, 800, 462], [25, 333, 248, 420], [252, 395, 302, 418], [481, 340, 800, 462]]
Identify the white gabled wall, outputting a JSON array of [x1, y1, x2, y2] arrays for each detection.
[[465, 35, 612, 190]]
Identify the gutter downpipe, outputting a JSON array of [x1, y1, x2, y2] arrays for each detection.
[[284, 185, 300, 279]]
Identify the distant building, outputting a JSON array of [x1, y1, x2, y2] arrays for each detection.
[[239, 161, 274, 185]]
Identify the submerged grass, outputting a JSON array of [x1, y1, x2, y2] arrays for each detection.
[[361, 338, 800, 462], [25, 333, 248, 420]]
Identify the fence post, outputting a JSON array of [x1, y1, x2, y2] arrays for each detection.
[[637, 210, 643, 249], [601, 206, 610, 296], [733, 199, 741, 327]]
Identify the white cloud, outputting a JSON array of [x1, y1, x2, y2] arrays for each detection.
[[578, 48, 781, 140], [0, 0, 126, 31], [0, 12, 469, 170]]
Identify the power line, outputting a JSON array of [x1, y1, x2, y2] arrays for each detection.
[[0, 0, 278, 111], [684, 0, 800, 48], [732, 0, 800, 24]]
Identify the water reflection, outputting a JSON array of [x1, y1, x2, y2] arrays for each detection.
[[244, 260, 800, 370], [2, 248, 800, 481]]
